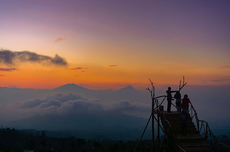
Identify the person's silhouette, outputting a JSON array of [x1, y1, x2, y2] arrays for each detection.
[[182, 94, 191, 113], [174, 91, 182, 112], [166, 87, 177, 112]]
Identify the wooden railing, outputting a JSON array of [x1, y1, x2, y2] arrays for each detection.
[[189, 103, 230, 152]]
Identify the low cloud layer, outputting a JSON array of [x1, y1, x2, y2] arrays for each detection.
[[0, 93, 150, 123], [0, 49, 67, 66], [19, 93, 149, 115], [0, 85, 230, 132], [20, 93, 85, 109]]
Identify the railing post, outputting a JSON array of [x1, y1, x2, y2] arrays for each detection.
[[197, 116, 199, 133]]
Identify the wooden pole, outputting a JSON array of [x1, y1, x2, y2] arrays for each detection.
[[157, 100, 160, 149], [152, 97, 155, 150]]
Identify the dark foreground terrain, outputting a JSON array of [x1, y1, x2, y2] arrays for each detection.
[[0, 128, 229, 152], [0, 128, 153, 152]]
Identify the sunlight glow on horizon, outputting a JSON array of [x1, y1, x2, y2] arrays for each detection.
[[0, 1, 230, 90]]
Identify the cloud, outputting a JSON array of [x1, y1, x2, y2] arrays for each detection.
[[20, 93, 84, 109], [40, 100, 62, 108], [217, 65, 230, 69], [69, 67, 83, 70], [108, 65, 118, 67], [17, 93, 105, 116], [20, 99, 45, 108], [17, 93, 149, 117], [210, 79, 230, 82], [61, 100, 104, 114], [53, 37, 65, 43], [111, 101, 150, 112], [0, 75, 5, 77], [0, 68, 17, 72], [0, 49, 67, 66]]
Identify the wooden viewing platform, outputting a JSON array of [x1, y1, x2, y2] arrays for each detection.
[[134, 78, 230, 152], [159, 111, 215, 152]]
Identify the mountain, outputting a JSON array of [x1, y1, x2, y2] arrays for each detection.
[[0, 84, 149, 103], [51, 84, 149, 103], [116, 86, 139, 93], [52, 83, 90, 94]]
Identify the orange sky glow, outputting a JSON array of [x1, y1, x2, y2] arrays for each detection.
[[0, 1, 230, 90]]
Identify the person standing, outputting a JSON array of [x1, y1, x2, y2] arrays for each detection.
[[166, 87, 177, 112], [181, 94, 191, 113], [174, 91, 182, 112]]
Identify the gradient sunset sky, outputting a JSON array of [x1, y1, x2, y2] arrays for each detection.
[[0, 0, 230, 90]]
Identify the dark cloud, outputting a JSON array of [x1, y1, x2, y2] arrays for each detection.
[[53, 37, 65, 43], [108, 65, 118, 67], [0, 49, 67, 66], [0, 68, 17, 72]]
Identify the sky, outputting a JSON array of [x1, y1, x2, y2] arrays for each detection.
[[0, 0, 230, 90]]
